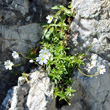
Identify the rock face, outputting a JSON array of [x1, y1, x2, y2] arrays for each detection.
[[0, 0, 68, 105], [1, 23, 42, 53], [1, 0, 110, 110], [60, 0, 110, 110], [0, 22, 42, 105], [0, 69, 54, 110]]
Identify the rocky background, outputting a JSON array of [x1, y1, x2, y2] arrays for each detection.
[[0, 0, 110, 110]]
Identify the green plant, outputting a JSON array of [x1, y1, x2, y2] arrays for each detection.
[[40, 2, 79, 104]]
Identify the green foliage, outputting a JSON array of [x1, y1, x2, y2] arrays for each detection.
[[22, 72, 28, 82], [41, 2, 84, 103]]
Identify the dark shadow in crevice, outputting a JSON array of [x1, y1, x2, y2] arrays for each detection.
[[56, 96, 68, 109]]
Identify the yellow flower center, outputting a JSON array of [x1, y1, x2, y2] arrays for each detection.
[[44, 52, 47, 55], [50, 17, 52, 20], [41, 58, 44, 61], [8, 63, 11, 66], [100, 68, 102, 71]]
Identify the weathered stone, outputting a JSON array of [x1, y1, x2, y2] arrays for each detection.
[[62, 0, 110, 110], [1, 89, 13, 110], [18, 77, 25, 86], [69, 16, 110, 61], [26, 70, 54, 110], [2, 23, 42, 52], [1, 69, 54, 110], [1, 0, 110, 110], [11, 0, 29, 15], [73, 0, 101, 18], [0, 23, 42, 105]]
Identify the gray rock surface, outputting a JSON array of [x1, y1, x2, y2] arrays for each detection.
[[1, 23, 42, 52], [0, 22, 42, 105], [60, 0, 110, 110], [0, 0, 68, 25], [1, 0, 110, 110], [73, 0, 101, 18], [1, 69, 54, 110]]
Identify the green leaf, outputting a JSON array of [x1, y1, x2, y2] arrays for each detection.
[[45, 27, 54, 39], [42, 28, 48, 38], [61, 13, 66, 22], [68, 2, 72, 9], [52, 5, 72, 17], [22, 72, 27, 78], [22, 72, 28, 82], [55, 10, 62, 16], [63, 7, 72, 16]]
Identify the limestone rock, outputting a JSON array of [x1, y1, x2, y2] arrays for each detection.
[[70, 1, 110, 61], [62, 0, 110, 110], [1, 69, 54, 110], [73, 0, 101, 18], [1, 23, 42, 53], [11, 0, 29, 15], [1, 0, 110, 110]]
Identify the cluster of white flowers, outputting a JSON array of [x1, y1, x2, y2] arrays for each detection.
[[4, 51, 19, 70], [46, 15, 53, 24], [4, 48, 53, 70], [36, 48, 52, 65]]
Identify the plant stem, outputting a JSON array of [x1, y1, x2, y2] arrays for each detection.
[[18, 53, 31, 59], [13, 63, 23, 67], [78, 68, 99, 77], [84, 44, 93, 56]]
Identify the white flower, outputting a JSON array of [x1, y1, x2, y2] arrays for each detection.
[[36, 55, 48, 65], [46, 15, 53, 24], [4, 60, 14, 70], [39, 48, 51, 60], [29, 59, 34, 63], [12, 51, 19, 59], [92, 38, 98, 43], [98, 65, 106, 74]]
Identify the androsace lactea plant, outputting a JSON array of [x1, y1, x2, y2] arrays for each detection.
[[4, 1, 106, 105]]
